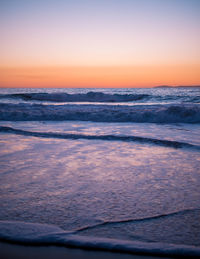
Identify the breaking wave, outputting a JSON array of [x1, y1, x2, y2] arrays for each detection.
[[0, 220, 200, 257], [0, 103, 199, 123], [1, 126, 200, 150]]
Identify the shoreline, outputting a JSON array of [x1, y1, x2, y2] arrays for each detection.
[[0, 242, 172, 259]]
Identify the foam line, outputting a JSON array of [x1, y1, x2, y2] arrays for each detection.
[[1, 126, 200, 151], [0, 221, 200, 257], [74, 208, 200, 233]]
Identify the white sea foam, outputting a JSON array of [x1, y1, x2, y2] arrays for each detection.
[[0, 221, 200, 257]]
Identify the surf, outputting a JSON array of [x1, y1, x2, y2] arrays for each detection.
[[0, 220, 200, 257]]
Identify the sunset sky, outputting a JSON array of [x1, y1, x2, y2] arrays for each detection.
[[0, 0, 199, 87]]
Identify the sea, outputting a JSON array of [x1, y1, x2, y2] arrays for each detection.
[[0, 87, 200, 257]]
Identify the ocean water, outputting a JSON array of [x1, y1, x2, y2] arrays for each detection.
[[0, 87, 200, 257]]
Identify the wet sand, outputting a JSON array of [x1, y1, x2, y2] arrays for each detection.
[[0, 242, 172, 259]]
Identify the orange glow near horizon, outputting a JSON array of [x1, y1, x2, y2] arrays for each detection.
[[0, 65, 199, 88]]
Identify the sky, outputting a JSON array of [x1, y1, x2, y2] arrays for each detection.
[[0, 0, 199, 87]]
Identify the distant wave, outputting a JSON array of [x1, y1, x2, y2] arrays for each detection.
[[0, 91, 199, 103], [0, 103, 199, 123], [0, 220, 200, 257], [1, 126, 200, 150], [0, 92, 149, 102]]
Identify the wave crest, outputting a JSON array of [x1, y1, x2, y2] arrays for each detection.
[[0, 92, 149, 103]]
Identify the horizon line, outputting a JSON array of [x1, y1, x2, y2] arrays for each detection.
[[0, 85, 200, 89]]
